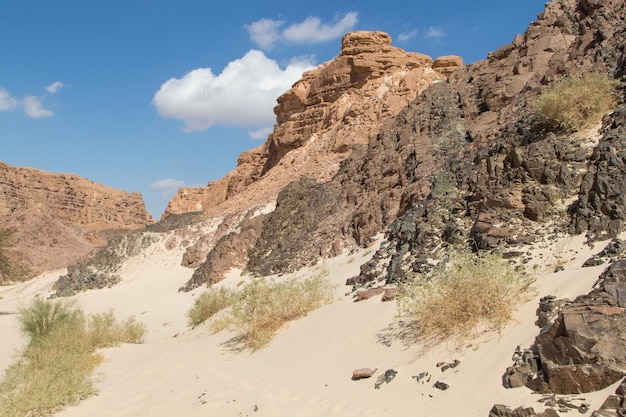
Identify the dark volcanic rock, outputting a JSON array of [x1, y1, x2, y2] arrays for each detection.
[[531, 261, 626, 394], [54, 231, 160, 297], [244, 0, 626, 285], [574, 105, 626, 241], [246, 177, 343, 276]]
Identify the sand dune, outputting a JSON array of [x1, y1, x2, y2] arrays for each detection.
[[0, 233, 621, 417]]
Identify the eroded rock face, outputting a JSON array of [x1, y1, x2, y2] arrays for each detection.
[[531, 261, 626, 394], [164, 31, 459, 217], [0, 161, 152, 282], [574, 105, 626, 240]]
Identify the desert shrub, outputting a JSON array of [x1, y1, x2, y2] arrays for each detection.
[[87, 310, 146, 347], [195, 273, 335, 350], [535, 72, 618, 132], [187, 286, 235, 327], [397, 251, 535, 345], [0, 298, 146, 417], [17, 296, 82, 343], [228, 275, 335, 350]]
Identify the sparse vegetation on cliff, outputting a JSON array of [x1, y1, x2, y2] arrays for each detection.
[[535, 72, 618, 132], [188, 271, 335, 350], [397, 252, 535, 345], [0, 228, 13, 282], [0, 297, 146, 417]]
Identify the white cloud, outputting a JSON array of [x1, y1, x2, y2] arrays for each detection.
[[22, 96, 53, 119], [149, 178, 186, 200], [245, 18, 285, 50], [153, 50, 316, 132], [397, 30, 418, 43], [425, 26, 445, 39], [246, 12, 358, 50], [248, 126, 273, 140], [283, 12, 358, 44], [46, 81, 65, 94], [149, 178, 186, 190], [1, 84, 63, 118], [0, 88, 17, 111]]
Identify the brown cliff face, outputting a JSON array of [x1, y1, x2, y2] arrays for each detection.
[[0, 161, 153, 282], [247, 0, 626, 279], [164, 31, 461, 217]]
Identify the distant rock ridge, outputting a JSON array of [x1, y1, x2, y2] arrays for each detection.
[[55, 0, 626, 293], [164, 31, 462, 218], [0, 161, 153, 282]]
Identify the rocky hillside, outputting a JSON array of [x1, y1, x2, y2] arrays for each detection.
[[0, 161, 153, 282], [164, 31, 461, 217], [50, 0, 626, 406], [55, 0, 626, 292], [246, 0, 626, 283]]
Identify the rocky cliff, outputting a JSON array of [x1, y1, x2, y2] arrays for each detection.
[[0, 161, 153, 282], [247, 0, 626, 283], [164, 31, 461, 217], [52, 0, 626, 401]]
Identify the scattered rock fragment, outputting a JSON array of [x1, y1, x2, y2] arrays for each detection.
[[412, 372, 430, 383], [489, 404, 535, 417], [352, 367, 378, 380], [536, 296, 567, 329], [433, 381, 449, 391], [381, 287, 397, 302], [440, 359, 461, 372], [489, 404, 560, 417], [374, 369, 397, 389], [355, 287, 386, 301], [504, 346, 541, 389]]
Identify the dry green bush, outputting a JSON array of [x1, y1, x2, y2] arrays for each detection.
[[535, 72, 618, 132], [187, 286, 235, 327], [0, 297, 146, 417], [397, 251, 535, 345], [190, 273, 335, 350], [17, 296, 82, 342], [87, 310, 146, 347], [229, 275, 335, 350]]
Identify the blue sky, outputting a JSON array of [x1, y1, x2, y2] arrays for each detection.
[[1, 0, 546, 218]]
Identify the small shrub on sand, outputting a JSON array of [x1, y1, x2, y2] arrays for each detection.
[[190, 274, 335, 350], [87, 310, 146, 347], [229, 276, 335, 350], [397, 251, 535, 345], [535, 72, 618, 132], [0, 297, 146, 417], [187, 286, 235, 327], [17, 295, 82, 342]]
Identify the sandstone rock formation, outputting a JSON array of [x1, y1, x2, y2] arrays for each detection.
[[163, 31, 462, 290], [164, 31, 461, 217], [0, 161, 152, 282]]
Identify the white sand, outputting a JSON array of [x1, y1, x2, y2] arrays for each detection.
[[0, 233, 622, 417]]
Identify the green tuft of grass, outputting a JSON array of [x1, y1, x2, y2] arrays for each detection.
[[17, 296, 82, 343], [397, 251, 535, 345], [187, 286, 235, 327], [0, 297, 146, 417], [188, 273, 335, 350], [535, 72, 618, 132], [229, 276, 335, 350]]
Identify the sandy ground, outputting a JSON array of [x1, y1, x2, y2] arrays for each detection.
[[0, 233, 622, 417]]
